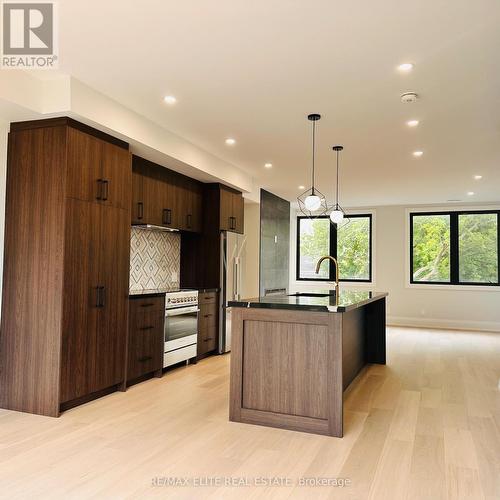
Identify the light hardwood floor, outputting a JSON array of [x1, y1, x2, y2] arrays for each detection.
[[0, 326, 499, 499]]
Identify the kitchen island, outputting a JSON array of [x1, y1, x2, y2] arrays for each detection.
[[228, 289, 387, 437]]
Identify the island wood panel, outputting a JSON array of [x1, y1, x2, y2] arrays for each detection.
[[242, 320, 328, 419], [0, 126, 68, 417], [230, 307, 343, 437]]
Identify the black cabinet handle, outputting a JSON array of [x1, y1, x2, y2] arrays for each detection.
[[203, 314, 212, 318], [137, 202, 144, 220], [186, 214, 192, 228], [102, 180, 109, 201], [163, 208, 172, 225], [140, 303, 155, 308], [138, 356, 153, 363], [139, 326, 155, 330], [101, 286, 105, 307], [96, 179, 103, 200], [204, 338, 213, 342], [96, 286, 105, 308]]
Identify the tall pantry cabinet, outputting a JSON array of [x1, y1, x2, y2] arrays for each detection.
[[0, 118, 132, 417]]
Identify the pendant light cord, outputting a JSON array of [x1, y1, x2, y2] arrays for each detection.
[[336, 149, 339, 207], [311, 120, 316, 194]]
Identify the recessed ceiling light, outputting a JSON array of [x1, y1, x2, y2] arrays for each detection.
[[163, 95, 177, 105], [413, 151, 423, 157], [467, 191, 475, 196], [225, 138, 236, 146], [474, 175, 483, 180], [407, 120, 419, 127], [264, 163, 273, 168], [398, 63, 414, 72], [298, 185, 305, 190]]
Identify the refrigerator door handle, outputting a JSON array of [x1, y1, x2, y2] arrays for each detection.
[[233, 258, 239, 301]]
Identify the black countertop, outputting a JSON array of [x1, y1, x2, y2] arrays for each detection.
[[228, 289, 388, 313], [129, 287, 219, 297], [129, 288, 179, 297]]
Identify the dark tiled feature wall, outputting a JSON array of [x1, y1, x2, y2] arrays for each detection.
[[259, 189, 290, 296], [129, 228, 180, 291]]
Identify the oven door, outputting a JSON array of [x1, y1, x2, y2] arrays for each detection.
[[164, 306, 199, 351]]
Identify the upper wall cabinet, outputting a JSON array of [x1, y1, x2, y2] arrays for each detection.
[[218, 185, 245, 234], [131, 156, 203, 233], [66, 127, 131, 210]]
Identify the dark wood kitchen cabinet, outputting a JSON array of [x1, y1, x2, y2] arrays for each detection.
[[207, 184, 245, 234], [127, 296, 164, 383], [181, 178, 203, 233], [197, 292, 219, 357], [160, 169, 180, 229], [131, 160, 163, 226], [60, 200, 130, 403], [0, 117, 131, 417], [66, 126, 131, 210], [231, 189, 245, 234], [131, 156, 203, 233]]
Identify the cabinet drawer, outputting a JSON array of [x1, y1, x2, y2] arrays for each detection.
[[200, 336, 216, 353], [129, 295, 165, 313], [200, 300, 217, 315], [127, 306, 164, 381], [198, 321, 217, 354], [199, 292, 217, 305], [199, 309, 217, 328]]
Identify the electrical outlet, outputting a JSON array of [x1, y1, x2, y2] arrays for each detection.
[[172, 271, 178, 282]]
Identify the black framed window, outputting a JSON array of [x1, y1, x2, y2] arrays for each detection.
[[296, 214, 372, 282], [410, 210, 499, 286]]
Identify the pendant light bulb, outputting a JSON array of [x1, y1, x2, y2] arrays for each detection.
[[304, 194, 321, 211], [330, 209, 344, 224]]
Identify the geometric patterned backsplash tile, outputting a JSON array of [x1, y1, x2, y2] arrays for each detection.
[[129, 227, 181, 291]]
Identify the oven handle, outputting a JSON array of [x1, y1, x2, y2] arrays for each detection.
[[165, 307, 200, 317]]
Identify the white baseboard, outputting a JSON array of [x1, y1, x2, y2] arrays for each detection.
[[387, 315, 500, 333]]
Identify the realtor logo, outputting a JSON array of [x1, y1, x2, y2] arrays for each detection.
[[1, 2, 58, 68]]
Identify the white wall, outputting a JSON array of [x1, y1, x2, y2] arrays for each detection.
[[241, 202, 260, 298], [290, 205, 500, 332], [0, 72, 256, 195]]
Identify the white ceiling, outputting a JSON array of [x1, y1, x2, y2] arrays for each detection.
[[53, 0, 500, 206]]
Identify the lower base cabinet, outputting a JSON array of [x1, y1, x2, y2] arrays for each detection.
[[127, 296, 165, 383], [198, 292, 219, 356]]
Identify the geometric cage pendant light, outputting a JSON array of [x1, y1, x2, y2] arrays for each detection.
[[328, 145, 349, 226], [297, 113, 328, 218]]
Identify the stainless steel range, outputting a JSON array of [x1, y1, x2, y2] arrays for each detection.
[[163, 290, 199, 367]]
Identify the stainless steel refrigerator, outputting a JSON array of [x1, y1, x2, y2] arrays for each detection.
[[219, 231, 246, 353]]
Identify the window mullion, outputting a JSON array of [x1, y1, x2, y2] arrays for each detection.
[[450, 212, 459, 285]]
